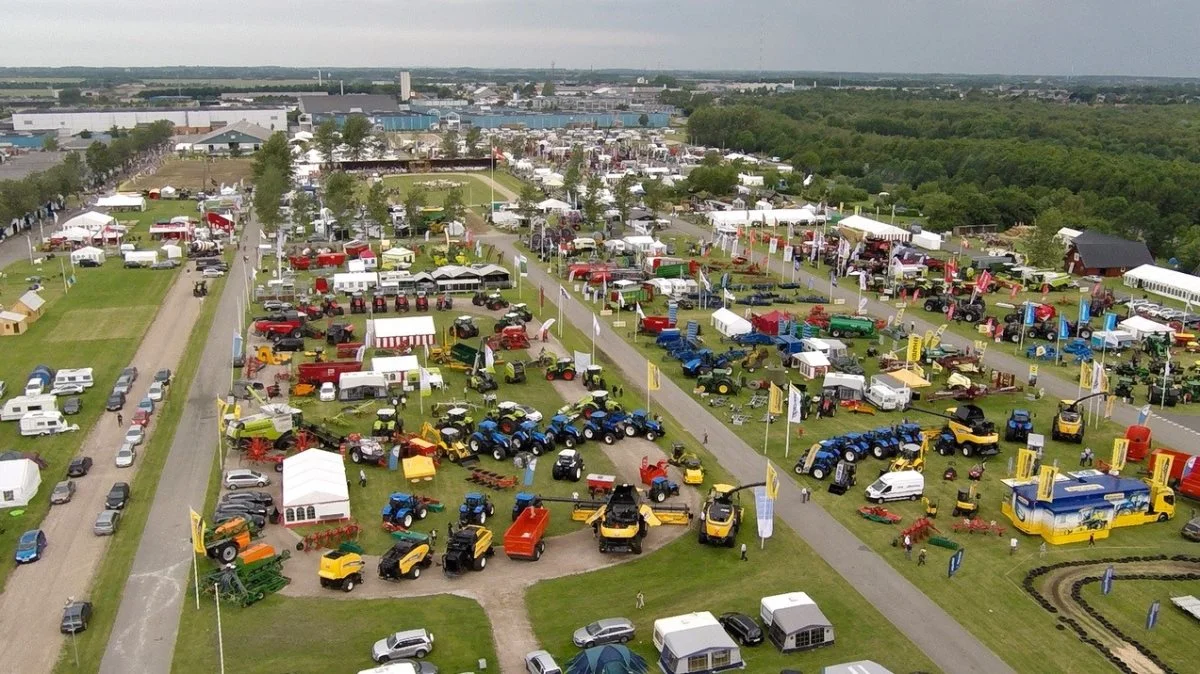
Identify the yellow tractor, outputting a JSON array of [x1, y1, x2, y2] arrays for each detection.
[[914, 405, 1000, 458], [952, 484, 981, 518], [378, 539, 433, 580], [922, 496, 939, 518], [318, 550, 366, 592], [669, 443, 705, 485], [698, 482, 765, 547], [887, 430, 937, 473], [1051, 392, 1108, 443], [420, 422, 476, 465]]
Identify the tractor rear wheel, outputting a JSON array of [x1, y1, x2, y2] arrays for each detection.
[[492, 447, 505, 461], [645, 430, 657, 442], [563, 435, 576, 449], [716, 382, 731, 395], [416, 506, 428, 520], [216, 542, 238, 564], [563, 370, 575, 381], [402, 513, 414, 528], [603, 433, 616, 445], [624, 425, 637, 437], [583, 427, 596, 440], [342, 576, 357, 592], [812, 467, 826, 480], [474, 555, 487, 571], [571, 467, 582, 481], [409, 566, 421, 579], [961, 442, 976, 458]]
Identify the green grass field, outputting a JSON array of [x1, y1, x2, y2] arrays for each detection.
[[537, 231, 1200, 673], [0, 200, 195, 591], [379, 173, 508, 211], [172, 594, 497, 674], [1078, 578, 1200, 672]]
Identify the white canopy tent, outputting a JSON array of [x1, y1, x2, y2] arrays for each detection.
[[838, 215, 911, 242], [1117, 315, 1175, 341], [0, 459, 41, 509], [707, 208, 818, 229], [710, 307, 753, 338], [62, 211, 115, 232], [96, 193, 147, 211], [538, 198, 572, 213], [371, 355, 420, 385], [281, 450, 350, 526], [381, 247, 415, 268], [1122, 264, 1200, 306], [371, 315, 437, 348], [69, 246, 106, 265], [59, 226, 94, 242]]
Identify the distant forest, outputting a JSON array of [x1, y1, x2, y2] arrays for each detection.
[[683, 90, 1200, 263]]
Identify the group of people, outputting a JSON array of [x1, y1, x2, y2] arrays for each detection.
[[1079, 447, 1096, 467]]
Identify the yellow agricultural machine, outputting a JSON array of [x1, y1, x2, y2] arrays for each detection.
[[698, 482, 764, 547]]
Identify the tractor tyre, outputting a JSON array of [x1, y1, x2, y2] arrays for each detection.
[[402, 513, 414, 529], [961, 442, 976, 458], [924, 300, 938, 312], [492, 447, 506, 462], [624, 424, 637, 437], [653, 489, 666, 503], [533, 541, 545, 560], [563, 370, 575, 381], [843, 450, 858, 463], [812, 466, 826, 480], [1009, 333, 1021, 344], [645, 430, 657, 442], [474, 555, 486, 571], [571, 467, 582, 482], [274, 462, 284, 473], [532, 442, 545, 456], [469, 438, 483, 452], [1158, 513, 1168, 522], [416, 506, 428, 520], [563, 435, 576, 449], [583, 427, 596, 440], [350, 449, 363, 463], [479, 511, 488, 525], [546, 372, 555, 381], [631, 539, 643, 555], [603, 433, 616, 445], [486, 503, 496, 516], [716, 382, 731, 395], [217, 543, 238, 564], [409, 566, 421, 580], [1079, 328, 1092, 339], [695, 384, 707, 394], [794, 464, 805, 475], [871, 445, 887, 460], [830, 328, 842, 338], [342, 576, 358, 592]]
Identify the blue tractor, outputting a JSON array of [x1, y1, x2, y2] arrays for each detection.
[[1005, 409, 1034, 442], [648, 476, 680, 503], [511, 420, 555, 456], [867, 427, 902, 460], [730, 332, 775, 347], [468, 419, 518, 461], [794, 439, 841, 480], [582, 411, 625, 445], [546, 414, 585, 448], [381, 492, 429, 529], [623, 409, 665, 441], [512, 492, 543, 520], [838, 432, 874, 463], [459, 492, 496, 525]]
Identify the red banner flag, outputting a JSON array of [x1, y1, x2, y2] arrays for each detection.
[[539, 286, 545, 309]]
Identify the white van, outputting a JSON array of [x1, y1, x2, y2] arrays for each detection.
[[1, 394, 58, 421], [54, 368, 95, 389], [19, 411, 80, 436], [24, 378, 45, 397], [865, 470, 925, 503]]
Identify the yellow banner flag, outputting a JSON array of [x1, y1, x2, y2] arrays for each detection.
[[895, 305, 906, 321], [906, 334, 923, 363], [769, 383, 784, 415], [190, 508, 206, 555], [766, 462, 779, 501], [1036, 465, 1059, 502], [1016, 448, 1038, 481], [1105, 394, 1116, 419], [1079, 362, 1092, 389], [1111, 438, 1129, 472], [1152, 454, 1174, 487], [647, 361, 660, 392]]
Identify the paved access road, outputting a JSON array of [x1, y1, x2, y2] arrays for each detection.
[[99, 217, 259, 674], [664, 216, 1200, 452], [485, 233, 1016, 674], [0, 263, 205, 673]]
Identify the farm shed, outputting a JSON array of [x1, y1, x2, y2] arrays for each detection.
[[0, 458, 42, 508], [821, 661, 894, 674], [710, 307, 752, 338], [1065, 230, 1153, 277], [0, 311, 29, 336], [69, 246, 106, 265], [791, 351, 830, 380], [654, 611, 744, 674], [1122, 264, 1200, 306], [281, 449, 350, 526], [838, 215, 911, 242], [371, 315, 437, 349], [333, 272, 379, 293], [371, 355, 420, 385], [14, 291, 46, 321], [761, 592, 834, 652], [1117, 315, 1174, 341], [96, 193, 147, 211]]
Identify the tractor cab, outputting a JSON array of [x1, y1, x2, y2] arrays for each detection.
[[582, 365, 607, 391], [453, 316, 479, 339], [547, 358, 577, 381], [440, 426, 465, 449], [1056, 400, 1082, 423], [395, 294, 410, 312], [511, 303, 533, 321], [350, 293, 367, 314], [373, 408, 400, 438], [440, 407, 474, 433], [495, 312, 525, 331]]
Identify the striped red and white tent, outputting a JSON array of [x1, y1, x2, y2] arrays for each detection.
[[371, 316, 437, 349]]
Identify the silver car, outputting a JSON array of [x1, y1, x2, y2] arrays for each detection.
[[94, 510, 121, 536], [1182, 517, 1200, 542], [371, 629, 434, 663], [572, 617, 635, 648], [50, 480, 76, 505], [525, 650, 563, 674], [115, 443, 136, 468], [223, 469, 270, 490]]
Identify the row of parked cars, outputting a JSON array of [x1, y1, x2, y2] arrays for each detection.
[[1126, 298, 1197, 325]]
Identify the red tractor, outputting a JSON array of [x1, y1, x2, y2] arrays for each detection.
[[489, 325, 531, 350], [322, 296, 345, 316], [395, 295, 410, 313], [372, 295, 387, 313], [415, 292, 429, 312], [349, 293, 367, 314]]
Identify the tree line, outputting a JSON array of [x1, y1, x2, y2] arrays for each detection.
[[682, 91, 1200, 265]]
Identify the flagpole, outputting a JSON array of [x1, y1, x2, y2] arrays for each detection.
[[763, 409, 770, 456]]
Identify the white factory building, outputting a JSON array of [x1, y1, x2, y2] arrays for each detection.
[[12, 107, 288, 135]]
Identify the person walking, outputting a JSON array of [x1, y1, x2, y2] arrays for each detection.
[[359, 469, 367, 488], [800, 486, 809, 503], [635, 591, 645, 609], [429, 527, 437, 546], [116, 412, 123, 427], [739, 543, 748, 561], [1088, 533, 1096, 547], [447, 522, 454, 539], [903, 534, 912, 560], [702, 430, 708, 446], [917, 548, 927, 566], [1010, 537, 1019, 556], [1079, 449, 1088, 467]]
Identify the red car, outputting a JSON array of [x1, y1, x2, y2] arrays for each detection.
[[132, 409, 151, 427]]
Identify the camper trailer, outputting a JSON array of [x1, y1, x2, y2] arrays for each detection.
[[53, 368, 95, 389], [2, 395, 58, 421], [19, 411, 79, 436], [760, 592, 835, 653], [653, 611, 744, 674], [337, 371, 389, 401]]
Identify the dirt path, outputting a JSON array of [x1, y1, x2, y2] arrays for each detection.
[[276, 308, 700, 673], [1037, 559, 1200, 674], [0, 266, 206, 674]]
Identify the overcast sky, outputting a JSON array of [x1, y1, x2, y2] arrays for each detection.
[[3, 0, 1197, 77]]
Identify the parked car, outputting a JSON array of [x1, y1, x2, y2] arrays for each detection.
[[106, 391, 126, 411], [154, 369, 172, 385], [67, 456, 93, 477], [150, 260, 179, 270], [201, 268, 225, 278], [115, 443, 136, 468], [125, 425, 145, 446], [132, 409, 151, 427], [49, 384, 85, 397], [62, 397, 82, 415], [61, 600, 93, 634], [224, 469, 269, 489], [213, 500, 269, 517], [1182, 517, 1200, 542], [50, 480, 76, 504], [212, 511, 267, 529], [137, 397, 155, 414], [392, 659, 439, 674], [262, 301, 292, 312], [572, 618, 635, 647], [319, 382, 336, 401], [371, 629, 435, 662], [525, 650, 562, 674], [718, 612, 764, 646], [94, 510, 121, 536], [272, 337, 305, 352], [14, 529, 47, 563], [106, 482, 131, 509], [121, 366, 139, 382], [220, 491, 274, 508], [147, 381, 165, 402]]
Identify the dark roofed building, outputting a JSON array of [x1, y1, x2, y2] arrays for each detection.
[[299, 94, 401, 116], [186, 121, 275, 155], [1064, 229, 1154, 277]]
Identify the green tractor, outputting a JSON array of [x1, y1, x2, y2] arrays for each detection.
[[494, 312, 525, 332], [695, 369, 739, 396], [452, 316, 479, 339], [510, 303, 533, 322], [581, 365, 608, 391], [546, 358, 577, 381], [468, 369, 499, 393], [435, 405, 475, 434]]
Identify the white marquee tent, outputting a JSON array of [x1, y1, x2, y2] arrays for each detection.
[[0, 458, 41, 509], [838, 215, 911, 242], [62, 211, 115, 232], [96, 194, 147, 211], [707, 208, 818, 229], [281, 450, 349, 526], [711, 307, 752, 338], [1122, 264, 1200, 306], [371, 355, 420, 384], [538, 198, 572, 213], [1117, 315, 1175, 341], [69, 246, 106, 265], [371, 315, 437, 349]]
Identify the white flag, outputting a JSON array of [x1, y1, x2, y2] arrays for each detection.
[[419, 367, 431, 396], [723, 289, 736, 302], [635, 303, 646, 320], [354, 344, 366, 362], [858, 297, 868, 313], [768, 238, 778, 255], [364, 319, 375, 348], [592, 314, 601, 336], [700, 271, 711, 291], [484, 344, 496, 369], [787, 384, 805, 424], [859, 272, 867, 291], [1091, 361, 1105, 394], [574, 350, 592, 371]]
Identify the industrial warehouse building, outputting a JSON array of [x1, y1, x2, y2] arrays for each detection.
[[12, 107, 288, 135]]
